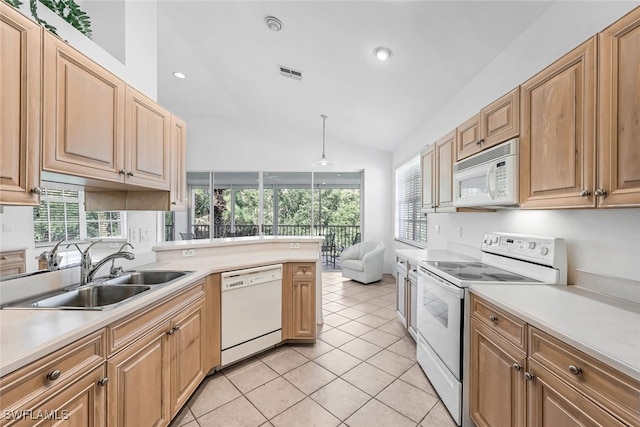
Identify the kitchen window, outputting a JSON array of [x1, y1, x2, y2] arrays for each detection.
[[33, 188, 126, 244], [395, 157, 427, 246]]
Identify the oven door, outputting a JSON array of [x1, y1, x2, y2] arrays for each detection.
[[416, 266, 464, 379]]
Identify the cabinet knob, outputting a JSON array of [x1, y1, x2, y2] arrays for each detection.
[[98, 377, 109, 387], [127, 171, 134, 177], [46, 370, 61, 381], [173, 325, 180, 331], [476, 139, 484, 146], [579, 190, 591, 197], [166, 328, 175, 335], [171, 201, 177, 205], [568, 365, 582, 376], [524, 372, 534, 381], [595, 188, 607, 197], [489, 315, 498, 322], [512, 362, 522, 371], [118, 169, 126, 175], [32, 187, 42, 195]]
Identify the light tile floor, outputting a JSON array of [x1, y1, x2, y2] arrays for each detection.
[[170, 272, 457, 427]]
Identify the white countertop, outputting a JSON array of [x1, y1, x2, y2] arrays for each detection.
[[153, 235, 324, 251], [470, 284, 640, 380], [0, 239, 321, 377]]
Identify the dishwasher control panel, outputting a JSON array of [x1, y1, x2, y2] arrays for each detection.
[[221, 264, 283, 291]]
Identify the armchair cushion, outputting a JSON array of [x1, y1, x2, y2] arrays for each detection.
[[340, 241, 385, 284]]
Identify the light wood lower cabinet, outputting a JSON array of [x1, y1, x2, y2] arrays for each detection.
[[282, 263, 316, 341], [0, 250, 26, 278], [205, 273, 221, 370], [470, 294, 640, 427], [0, 4, 41, 206]]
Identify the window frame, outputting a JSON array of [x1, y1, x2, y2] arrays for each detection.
[[395, 156, 428, 248]]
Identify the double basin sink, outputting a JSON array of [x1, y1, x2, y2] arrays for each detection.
[[3, 271, 192, 311]]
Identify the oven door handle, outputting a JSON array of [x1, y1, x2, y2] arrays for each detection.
[[419, 270, 465, 299], [486, 163, 496, 200]]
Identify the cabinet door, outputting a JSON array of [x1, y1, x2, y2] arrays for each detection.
[[520, 37, 597, 209], [170, 298, 207, 416], [0, 4, 41, 206], [292, 276, 316, 339], [125, 86, 171, 190], [0, 250, 26, 278], [435, 131, 456, 208], [16, 364, 107, 427], [527, 360, 626, 427], [470, 319, 526, 427], [170, 115, 187, 211], [107, 325, 171, 427], [205, 274, 221, 370], [42, 32, 125, 183], [481, 88, 519, 149], [598, 7, 640, 207], [421, 146, 435, 210], [456, 113, 482, 161]]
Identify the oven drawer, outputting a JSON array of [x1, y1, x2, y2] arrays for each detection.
[[470, 294, 526, 352], [528, 327, 640, 426]]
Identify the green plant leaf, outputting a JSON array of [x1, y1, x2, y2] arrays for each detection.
[[4, 0, 24, 8]]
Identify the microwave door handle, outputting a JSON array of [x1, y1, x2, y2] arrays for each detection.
[[486, 163, 496, 200]]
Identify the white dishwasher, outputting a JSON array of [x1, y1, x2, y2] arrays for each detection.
[[221, 264, 282, 366]]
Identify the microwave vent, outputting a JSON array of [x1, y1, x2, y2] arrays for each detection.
[[279, 65, 303, 81], [454, 138, 518, 172]]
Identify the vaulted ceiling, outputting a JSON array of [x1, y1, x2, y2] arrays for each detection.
[[156, 1, 554, 153]]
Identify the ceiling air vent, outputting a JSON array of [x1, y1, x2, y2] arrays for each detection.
[[279, 65, 302, 81]]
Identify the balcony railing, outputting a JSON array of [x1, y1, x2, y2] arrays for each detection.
[[188, 224, 361, 249]]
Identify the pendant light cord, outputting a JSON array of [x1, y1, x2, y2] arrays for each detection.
[[321, 114, 327, 159]]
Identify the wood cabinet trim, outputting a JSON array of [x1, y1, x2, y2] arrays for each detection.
[[471, 294, 527, 352], [456, 113, 482, 161], [434, 130, 456, 209], [480, 87, 520, 149], [421, 146, 436, 210]]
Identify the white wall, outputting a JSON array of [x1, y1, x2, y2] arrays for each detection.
[[392, 2, 640, 287], [184, 116, 395, 272]]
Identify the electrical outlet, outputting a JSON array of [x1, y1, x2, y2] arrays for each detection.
[[182, 249, 195, 257], [2, 224, 13, 232], [129, 228, 139, 242], [435, 225, 440, 234], [456, 227, 462, 238], [290, 243, 300, 249], [109, 242, 119, 248], [139, 228, 149, 242]]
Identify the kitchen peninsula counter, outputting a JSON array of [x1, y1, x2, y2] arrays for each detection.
[[470, 284, 640, 380], [0, 236, 323, 377]]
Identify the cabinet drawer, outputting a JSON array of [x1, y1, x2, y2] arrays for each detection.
[[470, 294, 527, 352], [0, 330, 105, 412], [292, 263, 315, 277], [0, 250, 26, 278], [106, 280, 205, 356], [529, 327, 640, 426]]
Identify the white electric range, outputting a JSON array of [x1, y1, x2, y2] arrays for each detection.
[[415, 232, 567, 426]]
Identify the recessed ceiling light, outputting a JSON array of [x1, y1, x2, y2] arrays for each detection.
[[173, 72, 186, 79], [265, 16, 283, 32], [373, 47, 392, 61]]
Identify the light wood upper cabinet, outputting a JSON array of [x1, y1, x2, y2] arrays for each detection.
[[283, 263, 316, 341], [0, 4, 41, 206], [520, 37, 597, 209], [125, 86, 171, 190], [435, 131, 456, 209], [420, 146, 435, 210], [598, 7, 640, 207], [42, 31, 126, 184], [456, 88, 520, 161], [170, 115, 187, 210]]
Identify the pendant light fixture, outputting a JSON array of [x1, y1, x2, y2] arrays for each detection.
[[311, 114, 335, 167]]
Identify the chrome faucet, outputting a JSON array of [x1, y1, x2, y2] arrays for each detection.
[[109, 243, 135, 278], [74, 240, 136, 285], [41, 239, 65, 271]]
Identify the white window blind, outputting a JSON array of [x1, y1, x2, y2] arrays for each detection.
[[33, 189, 125, 244], [395, 157, 427, 246]]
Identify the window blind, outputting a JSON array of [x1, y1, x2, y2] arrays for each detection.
[[395, 157, 427, 246]]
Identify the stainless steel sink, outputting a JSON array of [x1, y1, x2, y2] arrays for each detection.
[[10, 285, 150, 310], [103, 271, 187, 285]]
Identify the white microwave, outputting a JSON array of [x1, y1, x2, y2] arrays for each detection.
[[453, 138, 519, 208]]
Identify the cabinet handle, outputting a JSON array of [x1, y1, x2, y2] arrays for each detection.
[[568, 365, 582, 376], [1, 256, 7, 260], [46, 370, 61, 381], [173, 325, 180, 331], [595, 188, 607, 197], [512, 362, 522, 371], [475, 139, 483, 146], [32, 187, 42, 195], [171, 201, 177, 205], [524, 372, 534, 381], [127, 171, 134, 177], [166, 328, 175, 335], [98, 377, 109, 387], [489, 315, 498, 322], [118, 169, 126, 175], [579, 190, 591, 197]]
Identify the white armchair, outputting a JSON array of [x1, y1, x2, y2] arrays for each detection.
[[340, 241, 385, 284]]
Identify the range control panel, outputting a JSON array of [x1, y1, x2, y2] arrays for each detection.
[[481, 232, 564, 267]]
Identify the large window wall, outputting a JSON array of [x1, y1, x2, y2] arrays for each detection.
[[172, 171, 362, 250]]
